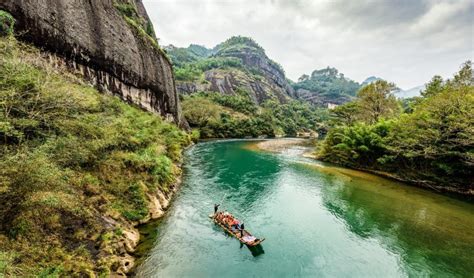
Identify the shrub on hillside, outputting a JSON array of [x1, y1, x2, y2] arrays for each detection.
[[0, 37, 191, 275]]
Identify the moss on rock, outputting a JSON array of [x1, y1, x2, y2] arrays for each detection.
[[0, 10, 14, 36]]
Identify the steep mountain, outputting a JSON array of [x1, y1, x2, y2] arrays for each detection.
[[167, 36, 295, 104], [166, 37, 329, 138], [0, 1, 193, 276], [0, 0, 183, 125], [293, 67, 361, 106]]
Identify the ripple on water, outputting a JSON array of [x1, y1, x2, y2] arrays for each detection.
[[135, 140, 474, 278]]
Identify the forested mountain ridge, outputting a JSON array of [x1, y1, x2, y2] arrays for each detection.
[[168, 38, 364, 107], [293, 67, 361, 106], [166, 36, 329, 138], [166, 36, 371, 138], [167, 36, 295, 104]]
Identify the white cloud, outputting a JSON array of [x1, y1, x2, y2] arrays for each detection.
[[143, 0, 474, 89], [410, 0, 469, 35]]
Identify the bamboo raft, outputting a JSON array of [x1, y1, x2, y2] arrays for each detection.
[[209, 213, 265, 247]]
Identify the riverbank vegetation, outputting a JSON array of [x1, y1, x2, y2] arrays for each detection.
[[181, 91, 329, 138], [318, 62, 474, 194], [0, 35, 191, 275]]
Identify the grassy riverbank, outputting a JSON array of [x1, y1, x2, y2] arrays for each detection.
[[0, 37, 192, 276], [251, 136, 473, 200]]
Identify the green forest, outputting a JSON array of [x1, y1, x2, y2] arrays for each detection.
[[168, 36, 331, 138], [168, 36, 281, 82], [294, 67, 361, 101], [318, 62, 473, 193], [181, 90, 328, 138]]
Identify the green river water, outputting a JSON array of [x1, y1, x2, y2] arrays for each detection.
[[135, 140, 474, 277]]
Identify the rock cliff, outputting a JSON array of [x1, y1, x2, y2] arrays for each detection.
[[168, 36, 295, 104], [212, 41, 295, 102], [0, 0, 182, 124]]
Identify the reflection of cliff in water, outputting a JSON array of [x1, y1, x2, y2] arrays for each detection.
[[187, 141, 281, 208], [319, 172, 474, 277]]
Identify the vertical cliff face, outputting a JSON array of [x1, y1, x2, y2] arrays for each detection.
[[213, 46, 295, 101], [0, 0, 182, 124]]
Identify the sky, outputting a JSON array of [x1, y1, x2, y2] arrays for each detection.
[[142, 0, 473, 89]]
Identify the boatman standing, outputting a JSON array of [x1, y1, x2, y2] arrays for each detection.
[[214, 204, 220, 214], [240, 223, 245, 237]]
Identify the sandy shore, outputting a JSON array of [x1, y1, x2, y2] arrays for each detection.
[[254, 138, 308, 152]]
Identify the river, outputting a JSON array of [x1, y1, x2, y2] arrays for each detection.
[[134, 140, 474, 277]]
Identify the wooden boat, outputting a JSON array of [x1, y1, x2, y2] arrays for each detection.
[[209, 213, 265, 247]]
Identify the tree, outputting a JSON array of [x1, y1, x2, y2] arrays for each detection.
[[330, 102, 359, 126], [356, 80, 400, 124], [318, 121, 392, 167], [421, 75, 444, 98], [451, 60, 473, 87], [386, 82, 474, 187], [181, 96, 220, 126], [318, 61, 474, 192]]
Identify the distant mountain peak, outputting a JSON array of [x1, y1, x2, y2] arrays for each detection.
[[213, 35, 267, 58], [294, 66, 361, 106], [362, 76, 383, 85], [312, 67, 340, 78], [219, 36, 263, 49], [395, 85, 425, 98]]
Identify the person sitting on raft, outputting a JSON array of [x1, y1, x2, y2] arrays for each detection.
[[218, 211, 227, 221], [230, 219, 240, 232], [226, 215, 233, 228], [219, 212, 230, 227]]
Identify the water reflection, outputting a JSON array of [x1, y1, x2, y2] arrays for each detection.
[[135, 141, 474, 278], [317, 167, 474, 277], [193, 141, 281, 209], [242, 243, 265, 257]]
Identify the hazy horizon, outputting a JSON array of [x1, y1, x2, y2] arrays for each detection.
[[143, 0, 473, 89]]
